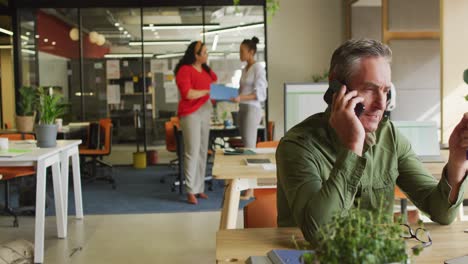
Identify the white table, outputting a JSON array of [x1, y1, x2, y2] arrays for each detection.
[[0, 140, 83, 263]]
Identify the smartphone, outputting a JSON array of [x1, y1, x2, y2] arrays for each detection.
[[323, 79, 365, 117]]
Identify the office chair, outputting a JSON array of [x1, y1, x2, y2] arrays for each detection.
[[79, 119, 116, 189], [243, 140, 279, 228], [160, 118, 179, 184], [171, 125, 214, 194], [0, 133, 36, 227]]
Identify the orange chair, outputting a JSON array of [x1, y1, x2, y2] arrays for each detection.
[[267, 121, 275, 141], [243, 140, 279, 228], [256, 141, 279, 148], [79, 119, 116, 189], [0, 133, 36, 227]]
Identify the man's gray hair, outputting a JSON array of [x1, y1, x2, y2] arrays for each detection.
[[329, 39, 392, 84]]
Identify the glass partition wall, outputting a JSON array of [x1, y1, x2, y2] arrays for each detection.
[[16, 4, 266, 150]]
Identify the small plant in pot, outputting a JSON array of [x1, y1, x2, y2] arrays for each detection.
[[16, 86, 37, 132], [35, 87, 64, 148]]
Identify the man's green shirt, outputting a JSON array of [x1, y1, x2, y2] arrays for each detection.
[[276, 109, 467, 242]]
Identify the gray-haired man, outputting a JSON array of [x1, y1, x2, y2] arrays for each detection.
[[276, 38, 468, 242]]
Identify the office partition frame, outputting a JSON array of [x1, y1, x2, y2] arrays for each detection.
[[9, 0, 269, 149]]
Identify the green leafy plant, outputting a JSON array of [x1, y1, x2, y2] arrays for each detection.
[[17, 86, 36, 116], [295, 200, 424, 264], [36, 87, 65, 125], [233, 0, 280, 16], [312, 70, 329, 83]]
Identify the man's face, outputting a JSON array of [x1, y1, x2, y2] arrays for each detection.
[[348, 56, 391, 133]]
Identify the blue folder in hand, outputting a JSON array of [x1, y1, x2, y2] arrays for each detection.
[[210, 84, 238, 101]]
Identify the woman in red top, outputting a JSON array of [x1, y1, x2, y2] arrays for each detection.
[[174, 41, 217, 205]]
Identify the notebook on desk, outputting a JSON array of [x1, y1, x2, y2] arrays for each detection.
[[393, 121, 445, 163], [245, 158, 271, 166], [0, 148, 32, 157]]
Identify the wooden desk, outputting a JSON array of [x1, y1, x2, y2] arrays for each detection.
[[213, 149, 462, 230], [213, 149, 277, 229], [216, 221, 468, 264]]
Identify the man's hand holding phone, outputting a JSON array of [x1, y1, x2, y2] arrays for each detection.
[[329, 85, 366, 156]]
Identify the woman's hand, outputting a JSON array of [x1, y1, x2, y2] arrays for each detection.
[[230, 96, 241, 103]]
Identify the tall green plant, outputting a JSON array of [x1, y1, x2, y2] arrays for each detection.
[[36, 87, 65, 125], [17, 86, 36, 116]]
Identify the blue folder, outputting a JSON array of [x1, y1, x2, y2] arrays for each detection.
[[210, 84, 238, 101]]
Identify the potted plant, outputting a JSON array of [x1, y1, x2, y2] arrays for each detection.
[[16, 86, 36, 132], [35, 87, 65, 148], [294, 201, 424, 264]]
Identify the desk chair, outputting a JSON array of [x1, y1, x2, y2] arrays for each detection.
[[171, 125, 214, 194], [160, 119, 180, 184], [79, 119, 116, 189], [243, 141, 279, 228], [0, 133, 36, 227]]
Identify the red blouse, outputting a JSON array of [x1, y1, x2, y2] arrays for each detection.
[[175, 65, 217, 117]]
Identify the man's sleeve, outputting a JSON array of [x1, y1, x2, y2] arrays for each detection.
[[395, 128, 468, 224], [276, 139, 367, 242]]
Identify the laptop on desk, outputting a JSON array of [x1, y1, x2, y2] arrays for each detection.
[[393, 121, 446, 163]]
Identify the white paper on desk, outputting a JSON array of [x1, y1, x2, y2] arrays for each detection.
[[164, 83, 179, 103], [107, 84, 121, 104], [262, 164, 277, 171], [252, 148, 276, 154]]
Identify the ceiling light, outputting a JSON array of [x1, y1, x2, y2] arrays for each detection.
[[0, 45, 12, 49], [0, 27, 13, 35], [35, 35, 39, 39], [20, 35, 29, 41], [52, 41, 56, 45], [155, 53, 184, 59], [143, 23, 220, 30], [212, 34, 219, 51], [124, 31, 128, 34], [129, 40, 191, 46], [104, 53, 153, 58], [44, 38, 48, 43], [114, 22, 120, 27], [201, 22, 264, 36], [25, 32, 30, 36], [21, 49, 35, 55], [118, 27, 123, 31]]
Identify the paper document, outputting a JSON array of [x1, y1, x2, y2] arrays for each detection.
[[0, 148, 32, 157], [252, 148, 276, 154], [210, 84, 238, 101], [262, 164, 277, 171]]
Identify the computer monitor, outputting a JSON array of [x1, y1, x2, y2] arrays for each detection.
[[392, 121, 444, 162]]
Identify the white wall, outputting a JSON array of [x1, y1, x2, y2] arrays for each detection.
[[267, 0, 344, 138], [38, 52, 69, 99], [441, 0, 468, 143]]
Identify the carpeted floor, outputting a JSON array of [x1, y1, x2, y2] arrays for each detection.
[[1, 165, 252, 216]]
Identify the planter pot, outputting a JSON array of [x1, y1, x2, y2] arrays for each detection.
[[16, 116, 35, 132], [35, 124, 58, 148]]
